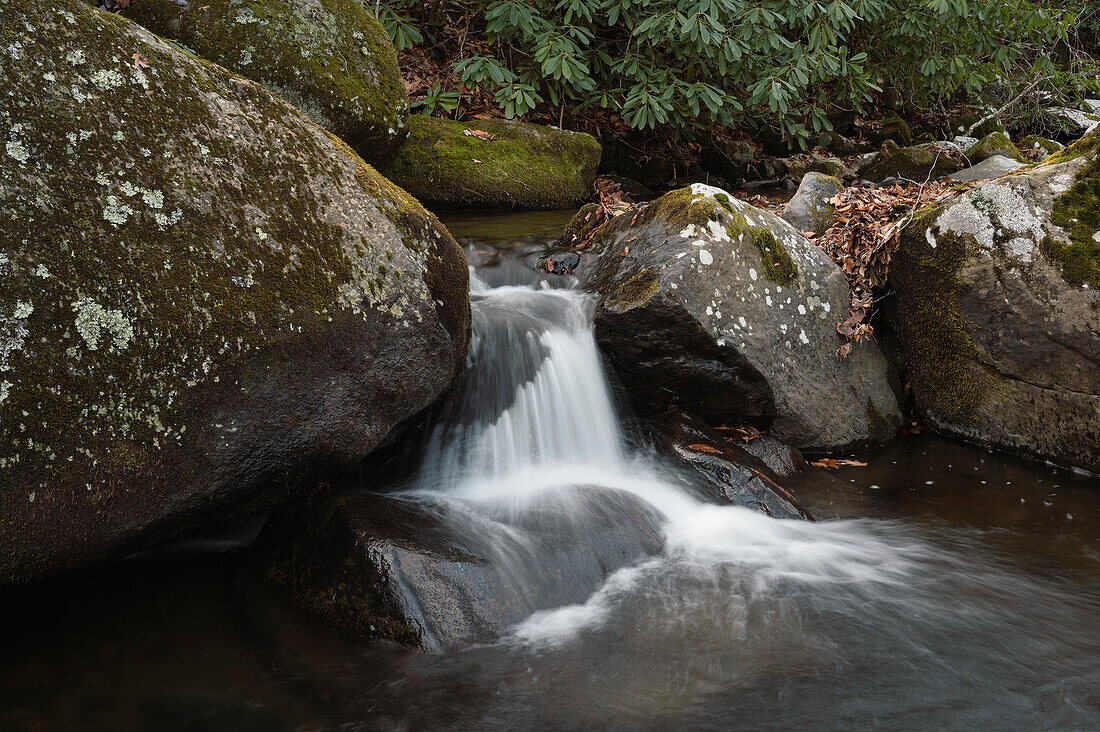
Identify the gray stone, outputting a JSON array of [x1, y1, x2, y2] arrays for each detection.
[[949, 154, 1026, 182], [582, 184, 902, 451], [782, 172, 842, 235]]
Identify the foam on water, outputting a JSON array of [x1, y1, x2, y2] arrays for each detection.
[[413, 270, 957, 650]]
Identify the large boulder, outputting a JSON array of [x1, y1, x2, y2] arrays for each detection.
[[581, 184, 902, 451], [0, 1, 470, 583], [255, 487, 665, 651], [121, 0, 409, 167], [382, 115, 602, 210], [887, 131, 1100, 470], [782, 172, 842, 235]]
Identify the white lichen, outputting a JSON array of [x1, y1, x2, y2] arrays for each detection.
[[73, 299, 134, 352]]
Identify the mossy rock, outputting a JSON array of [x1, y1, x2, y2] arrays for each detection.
[[807, 157, 850, 178], [1018, 135, 1063, 159], [865, 116, 913, 146], [965, 132, 1026, 163], [559, 203, 600, 246], [782, 172, 842, 235], [382, 115, 602, 210], [887, 155, 1099, 470], [121, 0, 409, 167], [863, 140, 961, 182], [0, 0, 470, 582], [582, 184, 901, 450]]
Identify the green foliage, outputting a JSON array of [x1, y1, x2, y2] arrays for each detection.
[[411, 81, 460, 114], [382, 0, 1079, 148]]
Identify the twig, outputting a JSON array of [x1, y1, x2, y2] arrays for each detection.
[[964, 75, 1050, 138]]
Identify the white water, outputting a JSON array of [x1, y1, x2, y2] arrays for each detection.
[[411, 272, 956, 651]]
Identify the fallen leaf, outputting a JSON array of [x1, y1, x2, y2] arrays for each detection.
[[810, 458, 868, 468], [132, 52, 149, 69], [686, 443, 726, 455], [463, 129, 496, 141]]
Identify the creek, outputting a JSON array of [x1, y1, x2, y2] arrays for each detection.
[[1, 210, 1097, 731]]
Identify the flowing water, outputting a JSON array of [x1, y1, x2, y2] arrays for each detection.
[[1, 210, 1098, 731]]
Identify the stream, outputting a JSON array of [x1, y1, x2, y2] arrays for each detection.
[[1, 210, 1098, 731]]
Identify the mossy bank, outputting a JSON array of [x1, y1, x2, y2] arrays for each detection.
[[382, 115, 602, 210], [121, 0, 409, 167], [0, 0, 470, 582]]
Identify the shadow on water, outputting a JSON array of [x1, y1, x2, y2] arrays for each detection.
[[2, 211, 1099, 731]]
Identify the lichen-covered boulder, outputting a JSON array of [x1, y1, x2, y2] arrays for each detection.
[[887, 130, 1100, 471], [121, 0, 409, 167], [0, 1, 470, 582], [864, 140, 962, 182], [964, 132, 1026, 163], [581, 184, 902, 451], [782, 172, 842, 235], [382, 115, 602, 210]]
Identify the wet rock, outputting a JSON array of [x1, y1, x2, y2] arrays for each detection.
[[0, 1, 471, 583], [560, 203, 601, 247], [863, 140, 961, 182], [739, 434, 808, 478], [121, 0, 409, 168], [887, 129, 1100, 471], [535, 251, 581, 275], [254, 487, 665, 651], [582, 184, 902, 451], [383, 115, 602, 210], [782, 173, 842, 235], [663, 412, 811, 519], [948, 154, 1026, 182], [965, 132, 1026, 163]]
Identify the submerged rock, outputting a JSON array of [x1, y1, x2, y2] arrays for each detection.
[[782, 172, 842, 235], [121, 0, 409, 167], [964, 132, 1026, 164], [581, 184, 902, 451], [382, 115, 602, 210], [255, 487, 665, 651], [863, 140, 962, 182], [948, 155, 1026, 182], [887, 130, 1100, 471], [663, 412, 811, 519], [535, 251, 582, 275], [0, 1, 470, 583]]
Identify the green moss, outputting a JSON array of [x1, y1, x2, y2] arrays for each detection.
[[382, 115, 602, 210], [1046, 127, 1100, 165], [889, 208, 998, 423], [605, 267, 661, 311], [946, 112, 1005, 139], [121, 0, 410, 167], [1045, 155, 1100, 288], [749, 227, 797, 286], [965, 132, 1026, 163], [864, 398, 896, 443]]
